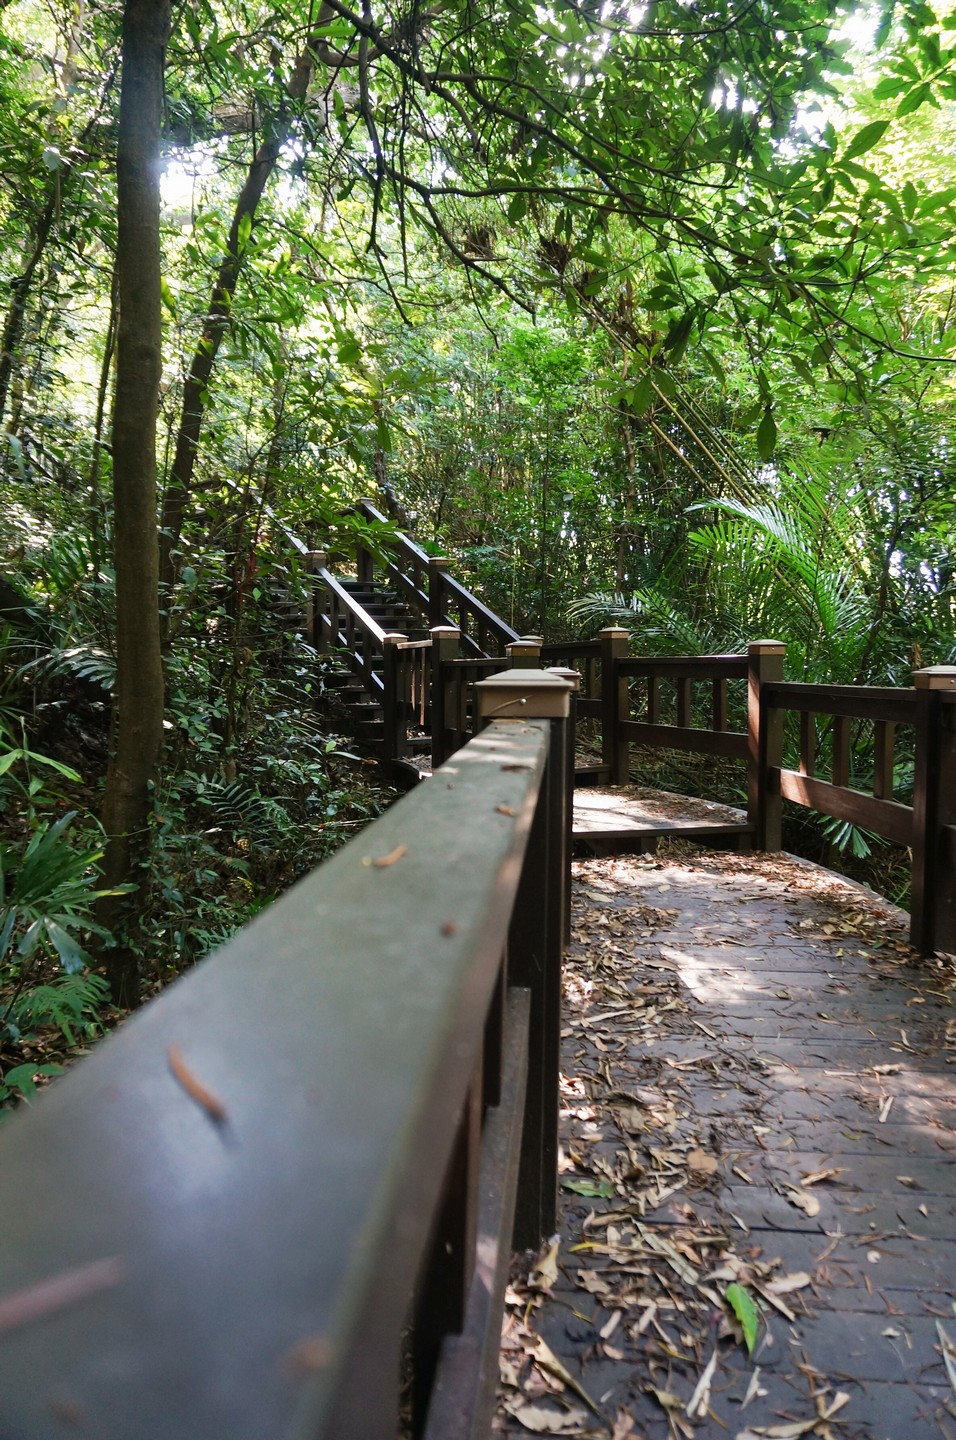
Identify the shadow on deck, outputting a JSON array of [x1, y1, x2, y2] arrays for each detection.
[[497, 792, 956, 1440]]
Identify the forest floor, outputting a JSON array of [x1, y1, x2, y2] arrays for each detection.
[[495, 842, 956, 1440]]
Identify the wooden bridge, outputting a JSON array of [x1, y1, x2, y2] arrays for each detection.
[[0, 510, 953, 1439]]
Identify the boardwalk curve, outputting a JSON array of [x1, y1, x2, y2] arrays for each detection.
[[496, 843, 956, 1440]]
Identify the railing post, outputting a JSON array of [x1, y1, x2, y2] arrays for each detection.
[[430, 625, 461, 769], [506, 636, 543, 668], [355, 499, 376, 585], [428, 556, 450, 628], [548, 666, 582, 946], [911, 667, 956, 955], [304, 550, 327, 649], [381, 633, 407, 782], [600, 627, 629, 785], [748, 640, 786, 851], [474, 669, 573, 1251]]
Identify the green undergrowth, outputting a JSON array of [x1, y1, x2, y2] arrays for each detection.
[[0, 592, 393, 1111]]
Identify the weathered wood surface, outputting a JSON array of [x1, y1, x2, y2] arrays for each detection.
[[496, 845, 956, 1439]]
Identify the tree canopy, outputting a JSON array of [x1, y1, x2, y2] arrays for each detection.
[[0, 0, 954, 1007]]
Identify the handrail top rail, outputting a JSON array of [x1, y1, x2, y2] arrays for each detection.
[[0, 722, 551, 1438], [764, 680, 919, 723], [318, 564, 392, 645], [540, 640, 601, 659], [354, 497, 434, 567], [440, 571, 520, 644], [618, 653, 749, 677]]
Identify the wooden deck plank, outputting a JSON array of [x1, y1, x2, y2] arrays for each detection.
[[495, 839, 956, 1440]]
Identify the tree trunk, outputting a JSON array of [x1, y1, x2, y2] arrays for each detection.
[[158, 29, 328, 595], [97, 0, 169, 1007]]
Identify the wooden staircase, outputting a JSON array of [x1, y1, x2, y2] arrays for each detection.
[[300, 502, 520, 782], [320, 578, 431, 753]]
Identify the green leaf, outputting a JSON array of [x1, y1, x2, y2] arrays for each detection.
[[872, 75, 906, 101], [897, 81, 933, 116], [725, 1282, 760, 1354], [507, 192, 528, 222], [560, 1177, 615, 1197], [756, 406, 777, 462], [625, 372, 655, 413], [841, 120, 890, 162], [43, 921, 89, 974]]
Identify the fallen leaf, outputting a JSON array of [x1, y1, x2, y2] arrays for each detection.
[[0, 1257, 123, 1337], [168, 1043, 228, 1124], [726, 1282, 760, 1355], [647, 1386, 684, 1411], [496, 803, 518, 817], [501, 1398, 590, 1434], [741, 1367, 767, 1408], [687, 1147, 719, 1176], [560, 1177, 615, 1198], [764, 1272, 811, 1296], [686, 1346, 719, 1417], [281, 1334, 333, 1376], [735, 1422, 817, 1439], [801, 1168, 843, 1186], [783, 1186, 821, 1218], [530, 1236, 560, 1291], [530, 1336, 604, 1416], [369, 842, 407, 868], [937, 1321, 956, 1397]]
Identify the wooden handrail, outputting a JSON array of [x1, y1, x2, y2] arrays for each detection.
[[0, 697, 574, 1440], [317, 562, 392, 647]]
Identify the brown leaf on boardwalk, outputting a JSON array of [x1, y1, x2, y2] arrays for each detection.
[[0, 1256, 123, 1337], [687, 1147, 719, 1176], [783, 1186, 821, 1217], [281, 1334, 333, 1377], [501, 1398, 589, 1433], [440, 919, 458, 936], [168, 1043, 228, 1124], [496, 803, 517, 816], [369, 842, 407, 868]]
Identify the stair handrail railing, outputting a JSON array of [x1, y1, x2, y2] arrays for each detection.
[[0, 674, 575, 1440], [353, 498, 520, 656]]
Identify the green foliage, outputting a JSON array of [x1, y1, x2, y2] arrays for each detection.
[[0, 1061, 63, 1106], [0, 809, 115, 973]]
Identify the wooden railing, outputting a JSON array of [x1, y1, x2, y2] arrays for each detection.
[[432, 628, 956, 957], [0, 673, 575, 1440], [761, 671, 956, 955], [353, 500, 520, 657]]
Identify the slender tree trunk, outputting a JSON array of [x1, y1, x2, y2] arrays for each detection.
[[0, 192, 59, 429], [158, 26, 329, 595], [88, 266, 120, 573], [97, 0, 169, 1007]]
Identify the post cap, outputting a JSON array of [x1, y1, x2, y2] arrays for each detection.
[[304, 550, 327, 566], [382, 632, 407, 645], [599, 627, 630, 638], [547, 665, 582, 692], [914, 666, 956, 690], [430, 625, 461, 638], [748, 639, 786, 652], [475, 667, 573, 720], [427, 555, 450, 568]]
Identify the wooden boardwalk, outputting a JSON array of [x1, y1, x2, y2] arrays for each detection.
[[573, 785, 753, 853], [495, 829, 956, 1439]]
